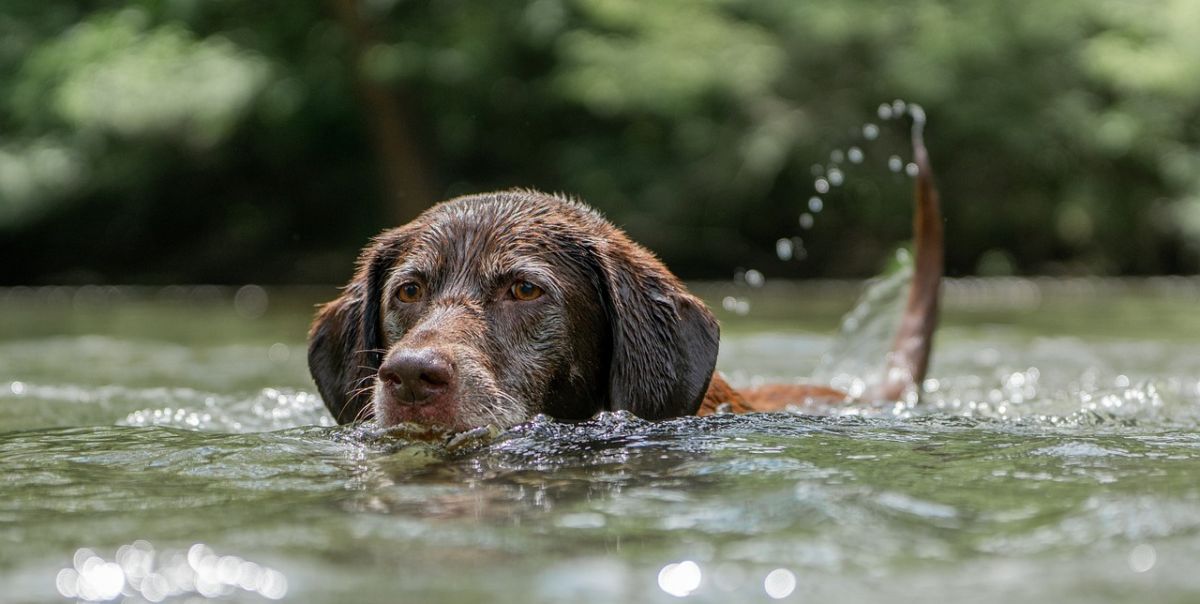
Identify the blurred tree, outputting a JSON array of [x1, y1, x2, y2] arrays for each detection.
[[0, 0, 1197, 284], [330, 0, 437, 222]]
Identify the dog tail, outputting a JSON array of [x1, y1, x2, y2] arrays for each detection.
[[868, 109, 944, 402]]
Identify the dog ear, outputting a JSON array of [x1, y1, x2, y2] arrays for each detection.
[[307, 232, 404, 424], [596, 235, 720, 419]]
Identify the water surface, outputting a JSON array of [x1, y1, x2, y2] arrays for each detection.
[[2, 280, 1200, 603]]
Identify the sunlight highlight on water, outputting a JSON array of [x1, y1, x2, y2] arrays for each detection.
[[657, 561, 702, 598], [120, 388, 334, 432], [763, 568, 797, 599], [1129, 544, 1156, 573], [55, 542, 286, 602]]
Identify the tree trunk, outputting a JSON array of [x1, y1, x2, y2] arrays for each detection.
[[330, 0, 438, 224]]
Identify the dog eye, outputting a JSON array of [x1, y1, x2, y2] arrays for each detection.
[[510, 281, 544, 301], [396, 282, 424, 303]]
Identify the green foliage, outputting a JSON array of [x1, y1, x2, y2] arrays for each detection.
[[17, 10, 270, 147], [556, 0, 785, 115], [1, 0, 1198, 283]]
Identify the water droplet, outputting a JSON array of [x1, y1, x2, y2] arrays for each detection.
[[744, 269, 765, 288], [827, 168, 844, 186], [814, 178, 829, 194], [808, 196, 823, 212], [892, 99, 907, 116], [888, 155, 903, 172], [909, 103, 926, 123], [905, 162, 919, 177], [799, 213, 814, 229], [775, 238, 793, 261], [863, 123, 879, 140], [791, 237, 808, 260], [847, 147, 864, 164], [877, 103, 893, 120], [721, 296, 751, 316], [829, 149, 845, 163]]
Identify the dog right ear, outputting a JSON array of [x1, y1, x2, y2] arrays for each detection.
[[307, 232, 405, 424]]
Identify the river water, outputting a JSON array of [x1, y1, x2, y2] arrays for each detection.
[[2, 279, 1199, 603]]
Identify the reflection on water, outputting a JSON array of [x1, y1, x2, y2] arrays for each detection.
[[56, 541, 287, 602], [2, 282, 1200, 603]]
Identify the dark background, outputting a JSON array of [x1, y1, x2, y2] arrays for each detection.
[[2, 0, 1198, 285]]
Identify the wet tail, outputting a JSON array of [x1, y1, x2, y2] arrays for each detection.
[[868, 110, 944, 402], [702, 111, 944, 414]]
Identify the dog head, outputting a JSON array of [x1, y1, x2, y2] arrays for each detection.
[[308, 191, 719, 430]]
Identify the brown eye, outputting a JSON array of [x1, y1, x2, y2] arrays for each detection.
[[396, 282, 423, 303], [511, 281, 544, 301]]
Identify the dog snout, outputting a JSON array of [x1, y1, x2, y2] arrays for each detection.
[[379, 348, 455, 405]]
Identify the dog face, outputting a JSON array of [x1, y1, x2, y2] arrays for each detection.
[[368, 197, 612, 429], [308, 191, 720, 431]]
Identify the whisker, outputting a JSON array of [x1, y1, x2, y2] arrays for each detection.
[[481, 402, 502, 427], [353, 402, 375, 423], [485, 391, 527, 428], [348, 387, 375, 400], [352, 391, 377, 423]]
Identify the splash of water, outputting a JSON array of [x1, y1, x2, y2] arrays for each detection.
[[810, 249, 914, 400], [786, 98, 924, 244]]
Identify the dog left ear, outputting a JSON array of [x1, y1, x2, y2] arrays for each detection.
[[307, 232, 404, 424], [596, 235, 720, 419]]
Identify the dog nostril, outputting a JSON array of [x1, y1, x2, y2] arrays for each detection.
[[378, 348, 454, 405], [418, 361, 452, 387], [379, 365, 403, 385]]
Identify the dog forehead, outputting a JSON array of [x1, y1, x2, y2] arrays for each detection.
[[439, 191, 599, 228], [398, 192, 602, 281], [430, 193, 597, 247]]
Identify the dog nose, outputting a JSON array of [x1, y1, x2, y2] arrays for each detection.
[[378, 348, 454, 405]]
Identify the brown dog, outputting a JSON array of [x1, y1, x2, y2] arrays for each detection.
[[308, 125, 942, 430]]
